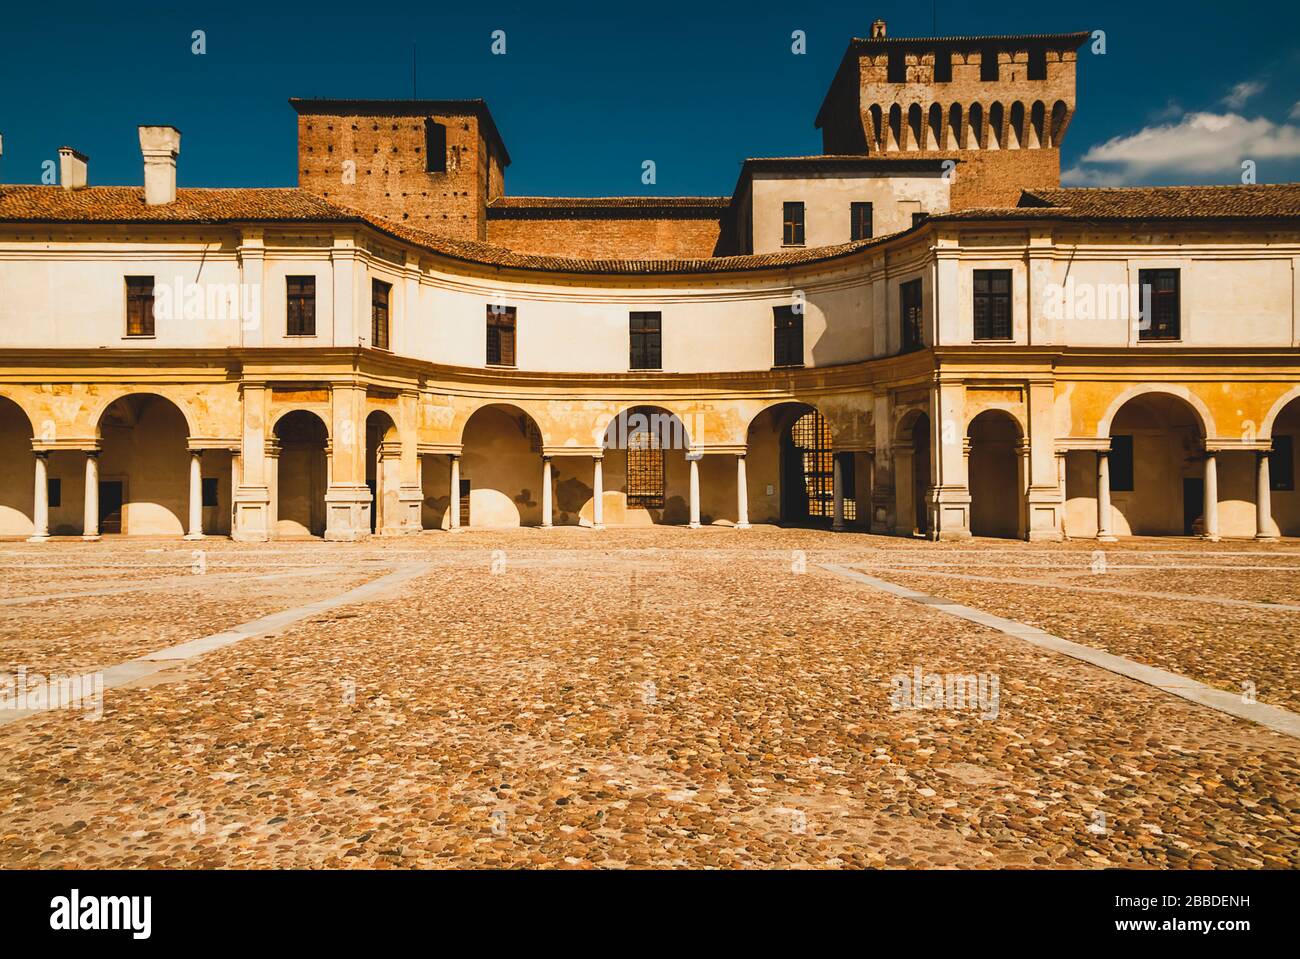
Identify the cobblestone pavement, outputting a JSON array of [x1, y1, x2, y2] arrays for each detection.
[[0, 529, 1296, 869]]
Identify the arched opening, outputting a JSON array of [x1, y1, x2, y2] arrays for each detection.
[[1049, 100, 1070, 148], [887, 104, 903, 152], [987, 102, 1004, 150], [869, 104, 884, 153], [274, 410, 328, 538], [365, 410, 398, 533], [97, 393, 190, 535], [460, 403, 545, 527], [907, 103, 924, 151], [0, 396, 35, 537], [968, 102, 984, 150], [911, 413, 931, 535], [1270, 398, 1300, 535], [1029, 101, 1046, 149], [1008, 101, 1026, 149], [1107, 393, 1206, 535], [926, 103, 943, 151], [948, 103, 964, 150], [968, 410, 1023, 539], [745, 402, 857, 526], [601, 406, 693, 525]]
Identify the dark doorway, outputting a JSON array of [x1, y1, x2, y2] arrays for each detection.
[[912, 414, 931, 535], [99, 480, 124, 534], [781, 410, 834, 524], [1182, 477, 1202, 535], [459, 479, 471, 527]]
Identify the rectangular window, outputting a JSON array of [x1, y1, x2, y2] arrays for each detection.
[[1270, 435, 1295, 492], [900, 279, 923, 352], [629, 311, 662, 371], [980, 48, 999, 81], [911, 211, 929, 228], [838, 452, 857, 522], [1138, 268, 1181, 340], [1110, 435, 1135, 492], [887, 50, 907, 83], [425, 119, 447, 174], [286, 275, 316, 336], [973, 269, 1013, 340], [486, 304, 517, 367], [933, 48, 952, 83], [201, 477, 219, 508], [773, 305, 804, 368], [47, 478, 61, 509], [850, 202, 873, 241], [125, 276, 155, 337], [626, 432, 665, 509], [782, 201, 805, 246], [1028, 47, 1047, 81], [371, 280, 391, 350]]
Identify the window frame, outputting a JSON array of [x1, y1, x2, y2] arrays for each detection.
[[625, 426, 665, 509], [782, 201, 805, 246], [850, 201, 873, 242], [900, 278, 924, 353], [773, 305, 804, 369], [370, 279, 392, 350], [1137, 268, 1181, 341], [629, 311, 662, 371], [286, 275, 316, 337], [972, 269, 1013, 341], [125, 275, 156, 338], [486, 304, 517, 368]]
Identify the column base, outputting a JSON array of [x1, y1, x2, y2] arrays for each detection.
[[183, 532, 204, 541], [1202, 533, 1221, 543], [1027, 529, 1064, 543], [936, 528, 972, 541], [736, 522, 751, 530], [1096, 534, 1118, 543], [1256, 534, 1280, 542], [26, 534, 49, 543], [231, 530, 269, 543], [81, 534, 101, 542], [688, 522, 701, 529], [592, 523, 606, 531]]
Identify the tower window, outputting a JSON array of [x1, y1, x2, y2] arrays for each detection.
[[887, 50, 907, 83], [933, 47, 952, 83], [782, 201, 805, 246], [980, 48, 999, 81], [1028, 47, 1047, 81], [425, 119, 447, 173], [851, 202, 873, 241], [486, 305, 517, 367]]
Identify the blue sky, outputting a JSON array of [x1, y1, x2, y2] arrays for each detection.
[[2, 0, 1297, 195]]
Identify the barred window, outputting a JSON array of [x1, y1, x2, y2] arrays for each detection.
[[486, 304, 517, 367], [783, 201, 805, 246], [287, 276, 316, 336], [850, 202, 873, 241], [371, 280, 391, 350], [773, 305, 803, 368], [125, 276, 155, 337], [973, 269, 1012, 340], [629, 311, 661, 370], [626, 426, 665, 509], [900, 278, 923, 352], [1138, 268, 1180, 340]]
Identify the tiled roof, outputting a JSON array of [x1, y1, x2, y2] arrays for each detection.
[[1016, 185, 1300, 219], [849, 31, 1091, 48], [489, 196, 730, 209], [0, 186, 345, 222], [486, 196, 730, 219]]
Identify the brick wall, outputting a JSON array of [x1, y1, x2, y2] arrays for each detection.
[[487, 215, 724, 259]]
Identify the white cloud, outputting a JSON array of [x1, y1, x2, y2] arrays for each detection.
[[1222, 80, 1265, 109], [1064, 111, 1300, 184], [1290, 101, 1300, 120]]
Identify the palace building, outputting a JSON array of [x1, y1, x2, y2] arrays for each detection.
[[1, 20, 1298, 543]]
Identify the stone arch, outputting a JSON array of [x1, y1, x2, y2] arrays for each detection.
[[456, 399, 551, 450], [869, 104, 885, 153], [598, 405, 694, 526], [91, 388, 197, 440], [963, 403, 1028, 439], [967, 409, 1024, 539], [270, 405, 332, 440], [273, 409, 329, 537], [907, 103, 924, 152], [460, 403, 547, 527], [1260, 385, 1300, 439], [745, 400, 851, 526], [96, 393, 192, 536], [1029, 100, 1046, 149], [926, 103, 943, 151], [947, 103, 964, 150], [365, 409, 400, 533], [887, 104, 903, 152], [987, 102, 1005, 150], [1008, 101, 1026, 149], [1105, 390, 1211, 536], [1049, 100, 1071, 147], [894, 410, 931, 535], [968, 102, 984, 150], [0, 395, 36, 537], [1096, 385, 1213, 440]]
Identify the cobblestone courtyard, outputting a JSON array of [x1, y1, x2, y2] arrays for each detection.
[[0, 529, 1297, 869]]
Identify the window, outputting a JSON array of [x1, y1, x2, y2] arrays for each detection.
[[933, 48, 952, 83], [1028, 47, 1047, 81], [912, 211, 929, 228], [1110, 435, 1135, 492], [773, 305, 803, 368], [47, 478, 61, 509], [486, 304, 517, 367], [900, 279, 923, 352], [837, 452, 857, 521], [1271, 435, 1295, 492], [629, 311, 661, 370], [202, 477, 219, 507], [980, 48, 999, 81], [1138, 268, 1181, 340], [286, 276, 316, 336], [887, 50, 907, 83], [626, 426, 665, 509], [850, 202, 873, 241], [425, 119, 447, 174], [973, 269, 1013, 340], [371, 280, 391, 350], [125, 276, 155, 337], [782, 202, 805, 246]]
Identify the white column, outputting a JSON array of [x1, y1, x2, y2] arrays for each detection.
[[1203, 450, 1220, 542], [28, 451, 49, 542], [185, 449, 203, 540], [449, 454, 460, 529], [735, 453, 750, 529], [592, 455, 605, 530], [83, 451, 100, 541], [1257, 451, 1279, 540], [1096, 450, 1116, 542], [688, 454, 701, 528], [832, 453, 845, 531], [1056, 450, 1068, 540], [541, 456, 553, 528]]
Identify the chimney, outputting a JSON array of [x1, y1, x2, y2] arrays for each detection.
[[138, 125, 181, 205], [871, 19, 887, 38], [58, 147, 88, 190]]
